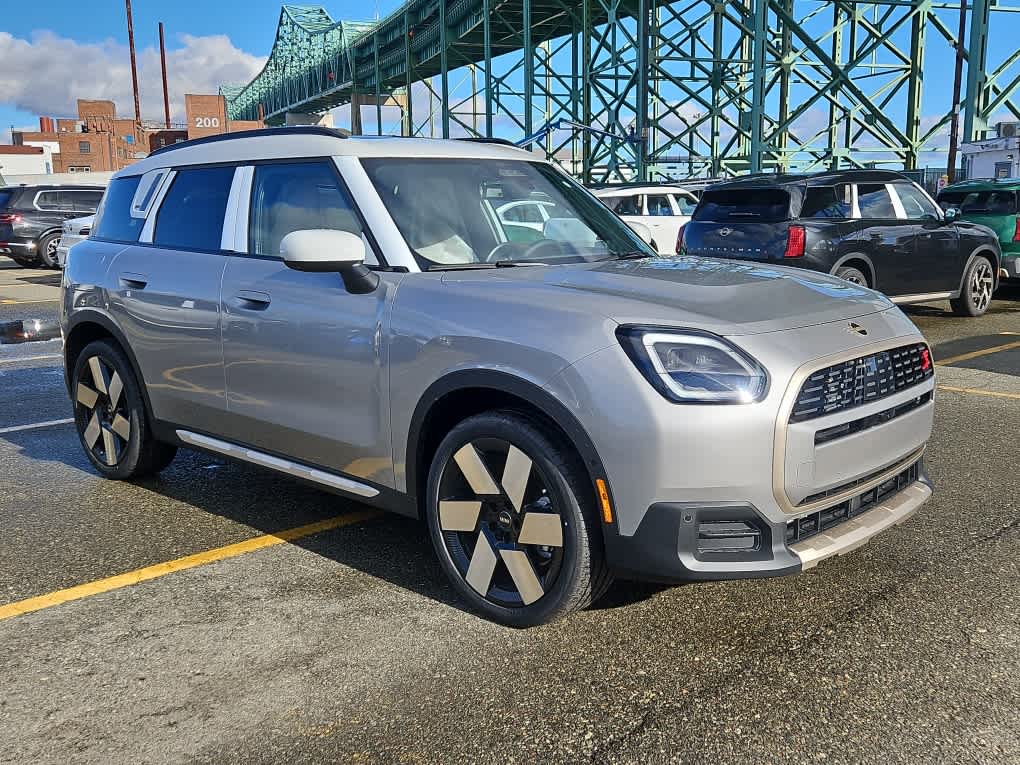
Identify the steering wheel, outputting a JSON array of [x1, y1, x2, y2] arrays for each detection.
[[484, 242, 525, 263]]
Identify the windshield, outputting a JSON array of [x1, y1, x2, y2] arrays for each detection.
[[693, 188, 791, 222], [361, 158, 653, 268], [937, 189, 1017, 215]]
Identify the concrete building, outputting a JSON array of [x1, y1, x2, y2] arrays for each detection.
[[961, 123, 1020, 180]]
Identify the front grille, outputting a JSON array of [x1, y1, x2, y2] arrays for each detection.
[[791, 343, 933, 422], [785, 461, 920, 545]]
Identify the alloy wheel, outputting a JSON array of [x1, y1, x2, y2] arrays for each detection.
[[970, 260, 994, 312], [437, 438, 565, 607], [75, 355, 131, 467]]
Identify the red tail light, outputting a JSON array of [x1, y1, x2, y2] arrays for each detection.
[[1013, 215, 1020, 242], [0, 214, 22, 224], [920, 347, 932, 372], [783, 224, 806, 258], [676, 223, 687, 254]]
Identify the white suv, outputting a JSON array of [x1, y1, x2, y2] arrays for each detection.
[[593, 184, 698, 255]]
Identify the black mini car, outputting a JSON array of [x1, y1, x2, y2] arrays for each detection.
[[0, 185, 104, 268], [680, 169, 1002, 316]]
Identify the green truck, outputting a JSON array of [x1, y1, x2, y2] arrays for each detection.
[[937, 178, 1020, 281]]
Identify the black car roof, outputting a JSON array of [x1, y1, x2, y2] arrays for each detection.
[[707, 169, 908, 190]]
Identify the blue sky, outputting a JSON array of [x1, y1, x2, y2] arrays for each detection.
[[1, 1, 1016, 164]]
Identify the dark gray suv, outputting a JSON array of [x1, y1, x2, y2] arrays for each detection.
[[61, 128, 935, 626], [0, 184, 104, 268]]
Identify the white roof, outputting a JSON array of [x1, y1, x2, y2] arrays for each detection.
[[592, 185, 695, 197], [119, 131, 537, 179]]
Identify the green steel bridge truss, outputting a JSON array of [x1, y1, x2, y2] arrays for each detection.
[[223, 1, 1020, 182]]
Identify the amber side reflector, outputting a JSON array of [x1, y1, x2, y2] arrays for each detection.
[[595, 479, 613, 524]]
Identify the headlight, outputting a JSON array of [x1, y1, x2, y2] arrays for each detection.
[[617, 327, 768, 404]]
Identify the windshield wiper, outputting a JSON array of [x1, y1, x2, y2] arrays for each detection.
[[611, 251, 654, 260], [425, 263, 496, 271]]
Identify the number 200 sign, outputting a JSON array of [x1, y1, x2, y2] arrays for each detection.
[[194, 116, 221, 129]]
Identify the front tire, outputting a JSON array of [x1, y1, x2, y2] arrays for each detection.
[[37, 232, 60, 269], [71, 339, 177, 479], [951, 256, 995, 317], [425, 411, 611, 627]]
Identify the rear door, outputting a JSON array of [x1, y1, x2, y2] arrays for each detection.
[[891, 180, 961, 294], [104, 166, 231, 428], [849, 183, 917, 296], [684, 187, 792, 260]]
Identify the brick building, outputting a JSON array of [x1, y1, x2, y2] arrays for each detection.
[[10, 96, 263, 175]]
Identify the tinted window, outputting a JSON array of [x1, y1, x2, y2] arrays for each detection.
[[693, 188, 790, 222], [91, 176, 144, 243], [801, 185, 851, 218], [893, 182, 939, 219], [938, 189, 1017, 215], [857, 184, 897, 219], [35, 191, 65, 210], [646, 195, 673, 216], [70, 190, 103, 213], [154, 166, 234, 251], [249, 161, 367, 260], [0, 190, 15, 209], [605, 195, 642, 216]]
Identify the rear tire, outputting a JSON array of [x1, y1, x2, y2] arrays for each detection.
[[950, 256, 995, 317], [425, 410, 611, 627], [835, 265, 869, 287], [71, 339, 177, 480], [37, 232, 60, 269]]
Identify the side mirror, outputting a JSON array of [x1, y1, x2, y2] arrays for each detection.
[[942, 206, 961, 223], [626, 220, 653, 245], [281, 229, 379, 294]]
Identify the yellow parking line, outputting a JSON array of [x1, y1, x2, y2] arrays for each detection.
[[0, 298, 59, 304], [937, 339, 1020, 366], [0, 510, 380, 622], [938, 385, 1020, 401]]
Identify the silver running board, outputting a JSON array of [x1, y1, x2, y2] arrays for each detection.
[[176, 430, 380, 499], [889, 291, 953, 305]]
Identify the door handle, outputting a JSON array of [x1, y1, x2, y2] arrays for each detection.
[[119, 272, 148, 289], [233, 290, 272, 309]]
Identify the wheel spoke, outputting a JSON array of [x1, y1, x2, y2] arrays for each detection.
[[101, 426, 118, 466], [518, 512, 563, 547], [110, 413, 131, 441], [499, 549, 544, 605], [75, 382, 99, 410], [82, 412, 102, 448], [501, 445, 532, 513], [438, 500, 482, 532], [464, 529, 498, 596], [453, 444, 500, 495], [107, 372, 124, 411], [88, 357, 109, 395]]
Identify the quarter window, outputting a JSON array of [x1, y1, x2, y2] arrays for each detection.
[[893, 183, 940, 219], [248, 161, 370, 262], [856, 184, 898, 219], [154, 166, 235, 251], [91, 176, 144, 243]]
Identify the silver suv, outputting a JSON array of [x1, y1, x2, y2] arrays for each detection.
[[61, 128, 935, 626]]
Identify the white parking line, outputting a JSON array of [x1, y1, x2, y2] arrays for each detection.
[[0, 354, 62, 365], [0, 418, 74, 434]]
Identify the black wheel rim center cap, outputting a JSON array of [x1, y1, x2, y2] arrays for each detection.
[[496, 509, 513, 529]]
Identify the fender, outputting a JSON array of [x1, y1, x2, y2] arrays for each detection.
[[63, 309, 156, 425], [406, 368, 617, 526], [829, 252, 876, 286], [956, 246, 1001, 297]]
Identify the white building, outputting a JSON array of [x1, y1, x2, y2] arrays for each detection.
[[0, 145, 54, 176], [960, 123, 1020, 180]]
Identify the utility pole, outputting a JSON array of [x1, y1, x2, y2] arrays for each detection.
[[125, 0, 142, 124], [159, 22, 171, 128], [947, 0, 967, 182]]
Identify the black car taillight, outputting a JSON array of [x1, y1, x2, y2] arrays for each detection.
[[783, 224, 805, 258], [676, 223, 687, 254]]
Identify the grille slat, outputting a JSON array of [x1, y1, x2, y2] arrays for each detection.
[[790, 343, 933, 423]]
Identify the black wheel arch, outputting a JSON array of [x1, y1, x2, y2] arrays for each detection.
[[406, 369, 616, 526], [830, 253, 876, 287], [957, 246, 1001, 296]]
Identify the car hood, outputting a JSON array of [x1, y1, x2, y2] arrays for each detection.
[[441, 256, 894, 336]]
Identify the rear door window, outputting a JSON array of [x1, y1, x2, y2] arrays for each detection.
[[856, 184, 898, 219], [693, 188, 790, 222], [92, 176, 144, 243], [645, 194, 673, 216], [154, 166, 235, 251], [70, 190, 104, 213]]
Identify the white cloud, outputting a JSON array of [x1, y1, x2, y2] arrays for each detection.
[[0, 30, 265, 124]]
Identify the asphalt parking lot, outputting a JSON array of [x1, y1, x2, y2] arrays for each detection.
[[0, 259, 1017, 764]]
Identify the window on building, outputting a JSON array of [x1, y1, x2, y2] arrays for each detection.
[[92, 176, 144, 243], [79, 141, 92, 154], [249, 161, 370, 261], [856, 184, 898, 219], [154, 166, 235, 251]]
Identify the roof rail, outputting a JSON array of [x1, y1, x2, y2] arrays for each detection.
[[148, 125, 349, 158], [456, 137, 520, 148]]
